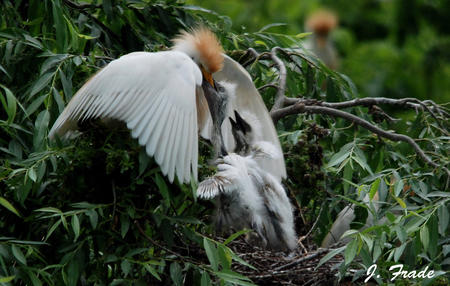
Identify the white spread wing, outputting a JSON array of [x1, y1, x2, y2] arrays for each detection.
[[49, 51, 202, 183], [213, 54, 287, 179]]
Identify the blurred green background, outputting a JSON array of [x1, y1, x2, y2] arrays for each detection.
[[187, 0, 450, 103]]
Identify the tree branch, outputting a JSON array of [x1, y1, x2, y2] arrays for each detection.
[[270, 47, 287, 112], [62, 0, 101, 9], [271, 102, 450, 178]]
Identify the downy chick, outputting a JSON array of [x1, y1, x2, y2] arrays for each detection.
[[197, 111, 297, 251]]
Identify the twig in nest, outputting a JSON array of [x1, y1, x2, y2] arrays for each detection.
[[273, 248, 329, 271]]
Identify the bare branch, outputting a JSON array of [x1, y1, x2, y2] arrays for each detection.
[[63, 0, 101, 9], [271, 102, 450, 178], [282, 97, 448, 134], [241, 48, 270, 67], [258, 83, 278, 91], [270, 47, 287, 111]]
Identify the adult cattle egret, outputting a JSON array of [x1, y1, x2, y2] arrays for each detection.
[[304, 10, 338, 70], [197, 111, 297, 251], [48, 27, 286, 183]]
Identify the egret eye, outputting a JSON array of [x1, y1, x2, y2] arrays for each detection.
[[218, 85, 225, 92]]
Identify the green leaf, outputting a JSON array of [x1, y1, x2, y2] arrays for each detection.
[[11, 245, 27, 265], [217, 245, 232, 270], [170, 262, 183, 286], [203, 238, 218, 271], [369, 178, 380, 200], [295, 32, 312, 38], [224, 229, 251, 245], [29, 72, 53, 98], [0, 196, 21, 217], [87, 209, 98, 229], [438, 204, 449, 235], [394, 179, 404, 197], [201, 271, 211, 286], [26, 270, 42, 286], [229, 250, 256, 270], [420, 225, 430, 252], [316, 246, 345, 268], [143, 264, 161, 281], [326, 144, 351, 168], [0, 85, 17, 123], [0, 276, 15, 283], [71, 214, 80, 241], [254, 40, 268, 49], [45, 220, 62, 241], [52, 0, 67, 53], [258, 23, 287, 32], [28, 167, 37, 182], [394, 243, 406, 262], [25, 95, 46, 116], [215, 270, 255, 286], [121, 260, 131, 277], [33, 110, 50, 151], [344, 238, 358, 265], [120, 214, 130, 238], [394, 197, 406, 209], [154, 174, 170, 209], [394, 225, 407, 243]]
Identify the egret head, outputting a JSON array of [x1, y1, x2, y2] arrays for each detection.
[[305, 10, 338, 37], [172, 27, 224, 85], [229, 110, 253, 154]]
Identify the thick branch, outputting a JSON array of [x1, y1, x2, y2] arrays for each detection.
[[271, 102, 450, 177]]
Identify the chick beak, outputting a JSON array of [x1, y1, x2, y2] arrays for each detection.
[[200, 66, 215, 88]]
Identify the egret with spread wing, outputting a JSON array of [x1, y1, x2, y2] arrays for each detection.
[[49, 27, 285, 183]]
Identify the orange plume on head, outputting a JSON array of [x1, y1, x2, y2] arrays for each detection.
[[306, 10, 338, 36], [172, 27, 224, 73]]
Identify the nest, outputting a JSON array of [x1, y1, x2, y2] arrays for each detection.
[[222, 236, 343, 285]]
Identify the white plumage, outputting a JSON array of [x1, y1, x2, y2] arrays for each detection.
[[49, 51, 201, 183], [197, 109, 297, 251]]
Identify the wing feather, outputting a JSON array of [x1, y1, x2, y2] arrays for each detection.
[[197, 175, 235, 199], [167, 109, 184, 182], [49, 51, 202, 183]]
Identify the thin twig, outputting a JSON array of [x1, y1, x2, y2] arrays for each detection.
[[299, 202, 325, 243], [258, 83, 278, 91]]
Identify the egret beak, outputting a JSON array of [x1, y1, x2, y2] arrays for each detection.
[[200, 66, 215, 88], [201, 79, 227, 157]]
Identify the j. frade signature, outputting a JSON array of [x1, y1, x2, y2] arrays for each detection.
[[365, 264, 435, 282]]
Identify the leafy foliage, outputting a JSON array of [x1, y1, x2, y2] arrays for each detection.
[[0, 0, 449, 285]]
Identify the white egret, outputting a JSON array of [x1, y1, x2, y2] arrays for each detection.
[[49, 27, 286, 183], [197, 110, 297, 251], [304, 10, 338, 70]]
